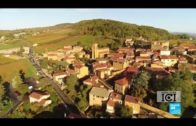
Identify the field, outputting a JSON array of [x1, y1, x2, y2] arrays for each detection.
[[0, 55, 16, 65], [34, 35, 114, 53], [0, 58, 37, 83]]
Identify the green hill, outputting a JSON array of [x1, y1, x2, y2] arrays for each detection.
[[0, 19, 192, 53], [73, 19, 174, 41]]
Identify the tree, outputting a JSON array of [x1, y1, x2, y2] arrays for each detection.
[[132, 70, 150, 100], [0, 75, 4, 101], [40, 58, 48, 69], [120, 106, 133, 118], [74, 53, 80, 60], [76, 41, 81, 46], [57, 61, 68, 71], [152, 69, 195, 113], [65, 74, 78, 97], [19, 69, 25, 83]]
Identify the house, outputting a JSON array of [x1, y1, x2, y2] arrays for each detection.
[[93, 62, 109, 71], [113, 59, 129, 71], [89, 87, 110, 106], [160, 55, 178, 67], [29, 90, 52, 107], [145, 67, 170, 79], [78, 51, 86, 58], [110, 53, 125, 60], [160, 50, 170, 56], [150, 61, 164, 69], [135, 56, 151, 63], [73, 46, 83, 53], [114, 77, 129, 95], [124, 39, 134, 47], [64, 46, 73, 55], [171, 46, 187, 55], [187, 46, 196, 52], [52, 71, 67, 84], [73, 63, 89, 79], [106, 92, 123, 113], [117, 47, 134, 55], [96, 68, 111, 79], [83, 75, 100, 87], [64, 55, 76, 64], [23, 47, 30, 54], [139, 50, 153, 58], [45, 51, 65, 61], [123, 66, 139, 80], [92, 43, 110, 59], [178, 56, 188, 64], [124, 95, 140, 114], [151, 41, 169, 50]]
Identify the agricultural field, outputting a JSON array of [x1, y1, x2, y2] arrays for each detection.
[[0, 58, 37, 83], [0, 55, 16, 65]]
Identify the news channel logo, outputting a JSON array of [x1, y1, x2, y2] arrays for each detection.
[[169, 103, 181, 115], [157, 91, 181, 102]]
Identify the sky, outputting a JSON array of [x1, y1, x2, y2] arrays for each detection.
[[0, 9, 196, 33]]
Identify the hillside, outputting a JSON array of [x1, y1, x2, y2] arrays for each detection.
[[74, 19, 174, 41], [0, 19, 192, 53]]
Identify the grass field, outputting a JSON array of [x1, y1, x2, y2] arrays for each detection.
[[0, 59, 37, 83], [0, 55, 16, 65], [33, 35, 114, 53]]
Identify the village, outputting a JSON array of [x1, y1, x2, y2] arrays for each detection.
[[28, 37, 196, 118]]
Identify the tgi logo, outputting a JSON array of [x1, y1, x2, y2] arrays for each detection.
[[157, 91, 181, 102]]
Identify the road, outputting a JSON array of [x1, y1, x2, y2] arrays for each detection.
[[29, 47, 86, 118], [140, 102, 180, 118]]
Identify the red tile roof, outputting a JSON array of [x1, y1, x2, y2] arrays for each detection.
[[178, 56, 187, 61], [83, 75, 98, 85], [188, 46, 196, 51], [125, 66, 138, 73], [125, 95, 139, 104], [52, 71, 67, 77], [29, 91, 49, 99], [48, 54, 57, 56], [117, 48, 133, 54], [107, 99, 115, 107], [74, 64, 84, 69], [160, 55, 178, 59], [93, 62, 109, 69], [145, 67, 170, 76], [115, 78, 128, 86], [109, 92, 122, 101]]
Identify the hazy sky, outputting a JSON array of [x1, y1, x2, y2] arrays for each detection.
[[0, 9, 195, 33]]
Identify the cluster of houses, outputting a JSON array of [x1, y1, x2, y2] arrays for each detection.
[[41, 38, 196, 117], [85, 40, 196, 116], [43, 45, 90, 63], [87, 66, 140, 115]]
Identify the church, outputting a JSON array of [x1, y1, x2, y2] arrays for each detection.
[[91, 43, 110, 59]]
